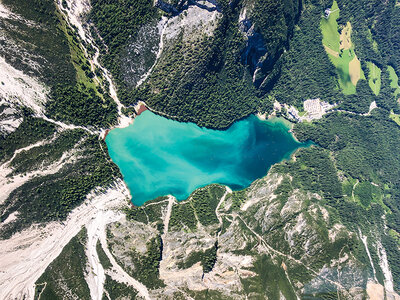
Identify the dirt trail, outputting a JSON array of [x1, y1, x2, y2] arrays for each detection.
[[163, 195, 176, 234], [216, 187, 232, 227], [231, 213, 345, 290], [0, 181, 129, 300]]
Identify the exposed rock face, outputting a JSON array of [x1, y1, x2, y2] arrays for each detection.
[[239, 0, 301, 89], [104, 171, 386, 299]]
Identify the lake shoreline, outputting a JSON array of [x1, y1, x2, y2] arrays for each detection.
[[106, 110, 309, 206]]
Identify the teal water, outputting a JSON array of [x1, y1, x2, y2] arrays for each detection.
[[106, 111, 308, 206]]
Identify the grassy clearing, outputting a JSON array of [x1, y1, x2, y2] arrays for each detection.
[[56, 10, 100, 97], [367, 62, 382, 96], [321, 1, 340, 52], [349, 55, 362, 86], [340, 22, 352, 50], [353, 181, 382, 208], [390, 110, 400, 125], [320, 1, 365, 94], [388, 66, 400, 96], [342, 176, 357, 200], [328, 48, 364, 94]]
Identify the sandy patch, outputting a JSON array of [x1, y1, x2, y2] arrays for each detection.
[[349, 55, 362, 85], [324, 45, 339, 58], [366, 282, 384, 300], [340, 22, 352, 50]]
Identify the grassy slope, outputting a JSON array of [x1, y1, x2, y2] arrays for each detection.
[[321, 1, 365, 94], [388, 66, 400, 96], [367, 62, 382, 96], [389, 111, 400, 125], [321, 1, 340, 53]]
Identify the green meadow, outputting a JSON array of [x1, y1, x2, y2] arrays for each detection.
[[320, 1, 365, 95], [329, 48, 363, 94], [367, 62, 382, 95], [321, 1, 340, 52], [390, 111, 400, 126], [388, 66, 400, 96]]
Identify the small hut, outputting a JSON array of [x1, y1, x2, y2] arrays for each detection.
[[324, 8, 331, 18]]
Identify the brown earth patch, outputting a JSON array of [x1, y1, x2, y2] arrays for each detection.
[[349, 55, 362, 85]]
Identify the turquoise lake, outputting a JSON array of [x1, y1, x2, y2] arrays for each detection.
[[106, 110, 308, 206]]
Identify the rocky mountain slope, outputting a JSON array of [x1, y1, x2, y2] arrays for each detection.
[[0, 0, 400, 299]]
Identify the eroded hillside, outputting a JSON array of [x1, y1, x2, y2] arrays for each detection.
[[0, 0, 400, 299]]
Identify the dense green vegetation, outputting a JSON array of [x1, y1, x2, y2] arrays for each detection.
[[273, 147, 343, 204], [168, 185, 225, 231], [102, 275, 138, 299], [0, 112, 56, 162], [89, 0, 302, 128], [2, 0, 117, 128], [353, 181, 382, 208], [96, 240, 112, 270], [34, 228, 90, 300], [177, 242, 218, 273], [293, 111, 400, 289], [9, 129, 81, 175], [0, 135, 121, 238], [169, 200, 197, 231], [241, 255, 297, 299], [228, 189, 247, 211], [119, 235, 165, 289], [47, 84, 116, 127], [190, 185, 225, 226], [270, 1, 339, 106]]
